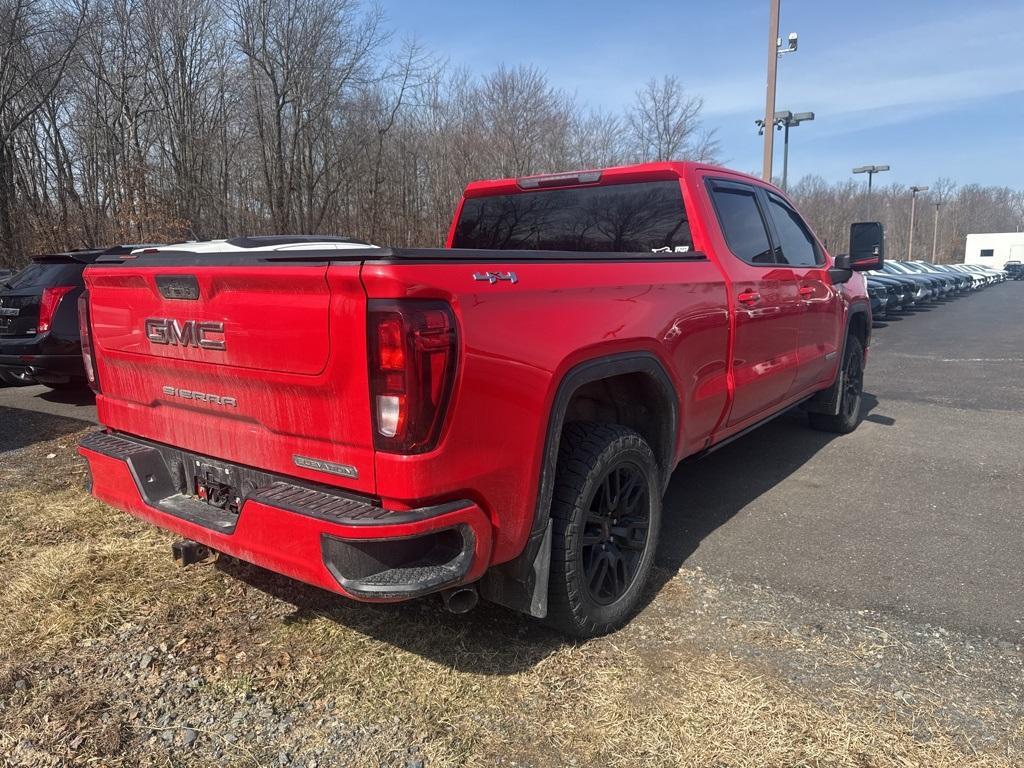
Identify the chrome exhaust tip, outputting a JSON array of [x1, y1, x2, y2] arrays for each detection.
[[440, 584, 479, 614]]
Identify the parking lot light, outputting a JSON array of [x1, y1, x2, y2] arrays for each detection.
[[932, 201, 943, 261], [757, 110, 815, 190], [908, 185, 929, 260], [853, 165, 890, 216], [761, 1, 799, 182]]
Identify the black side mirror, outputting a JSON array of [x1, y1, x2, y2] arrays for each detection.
[[848, 221, 885, 271], [828, 254, 853, 284]]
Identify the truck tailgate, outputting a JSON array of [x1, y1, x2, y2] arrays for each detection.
[[86, 264, 376, 493]]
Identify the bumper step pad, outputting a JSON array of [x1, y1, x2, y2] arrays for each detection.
[[79, 430, 482, 598]]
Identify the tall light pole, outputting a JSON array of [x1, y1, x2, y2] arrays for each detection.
[[762, 0, 797, 182], [852, 165, 890, 217], [907, 185, 929, 260], [756, 111, 814, 190], [931, 201, 943, 261]]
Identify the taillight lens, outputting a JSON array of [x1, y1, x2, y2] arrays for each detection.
[[38, 285, 75, 333], [78, 291, 99, 391], [368, 299, 458, 454]]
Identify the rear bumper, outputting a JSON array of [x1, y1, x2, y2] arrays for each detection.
[[78, 431, 492, 600], [0, 352, 83, 383]]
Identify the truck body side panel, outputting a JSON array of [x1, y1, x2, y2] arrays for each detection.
[[360, 257, 730, 565]]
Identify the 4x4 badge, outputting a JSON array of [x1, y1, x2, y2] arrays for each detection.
[[473, 271, 518, 284]]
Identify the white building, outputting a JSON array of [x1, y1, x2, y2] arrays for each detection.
[[964, 232, 1024, 269]]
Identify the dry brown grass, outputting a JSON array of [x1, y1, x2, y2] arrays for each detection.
[[1, 431, 1020, 767], [262, 608, 1015, 768]]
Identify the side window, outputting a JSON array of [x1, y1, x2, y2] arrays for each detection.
[[979, 249, 994, 258], [766, 193, 822, 267], [709, 185, 775, 265]]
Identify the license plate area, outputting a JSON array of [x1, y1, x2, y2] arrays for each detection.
[[193, 462, 242, 515]]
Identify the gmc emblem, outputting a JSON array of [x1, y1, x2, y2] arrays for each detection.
[[145, 318, 226, 350]]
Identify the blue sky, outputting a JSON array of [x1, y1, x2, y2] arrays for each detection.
[[380, 0, 1024, 188]]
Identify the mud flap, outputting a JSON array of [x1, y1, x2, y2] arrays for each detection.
[[479, 518, 552, 618], [804, 367, 844, 416]]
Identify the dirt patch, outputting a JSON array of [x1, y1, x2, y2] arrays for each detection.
[[1, 430, 1021, 767]]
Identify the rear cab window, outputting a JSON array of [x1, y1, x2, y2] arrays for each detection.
[[452, 180, 693, 253], [3, 259, 82, 290]]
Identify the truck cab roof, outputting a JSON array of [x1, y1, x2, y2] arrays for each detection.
[[461, 161, 752, 198]]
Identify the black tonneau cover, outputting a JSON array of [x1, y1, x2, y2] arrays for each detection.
[[92, 246, 708, 267], [36, 244, 163, 264]]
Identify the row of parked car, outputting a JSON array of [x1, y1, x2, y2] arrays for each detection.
[[0, 244, 1013, 389], [865, 260, 1008, 320], [0, 245, 152, 387]]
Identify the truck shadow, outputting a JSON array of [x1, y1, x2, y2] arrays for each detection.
[[37, 386, 96, 407], [0, 405, 94, 454], [218, 558, 569, 673], [219, 394, 885, 675], [647, 393, 882, 606]]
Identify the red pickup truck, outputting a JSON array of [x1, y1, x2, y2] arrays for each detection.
[[78, 162, 883, 637]]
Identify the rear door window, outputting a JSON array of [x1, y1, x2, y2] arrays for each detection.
[[452, 180, 692, 252], [708, 183, 775, 265]]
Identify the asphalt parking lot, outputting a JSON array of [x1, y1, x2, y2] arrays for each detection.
[[662, 281, 1024, 641], [1, 282, 1021, 641]]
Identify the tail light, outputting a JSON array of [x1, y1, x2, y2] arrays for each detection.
[[78, 291, 99, 391], [37, 285, 75, 333], [368, 299, 458, 454]]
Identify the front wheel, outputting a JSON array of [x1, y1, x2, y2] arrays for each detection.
[[808, 335, 864, 434], [545, 422, 662, 638]]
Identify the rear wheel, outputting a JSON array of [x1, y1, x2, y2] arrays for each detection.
[[809, 335, 864, 434], [545, 422, 661, 637]]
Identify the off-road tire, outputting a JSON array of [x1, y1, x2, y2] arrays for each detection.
[[809, 335, 865, 434], [545, 422, 662, 638]]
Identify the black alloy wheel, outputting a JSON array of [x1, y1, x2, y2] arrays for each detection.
[[579, 461, 650, 605], [840, 342, 864, 424]]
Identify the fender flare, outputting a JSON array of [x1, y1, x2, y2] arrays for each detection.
[[479, 351, 678, 617], [806, 302, 871, 416]]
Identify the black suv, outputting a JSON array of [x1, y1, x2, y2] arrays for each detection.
[[0, 245, 155, 388]]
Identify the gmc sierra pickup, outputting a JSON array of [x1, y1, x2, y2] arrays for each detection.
[[78, 162, 883, 637]]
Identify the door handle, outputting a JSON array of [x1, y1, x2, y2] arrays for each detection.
[[798, 286, 814, 297], [737, 290, 761, 304]]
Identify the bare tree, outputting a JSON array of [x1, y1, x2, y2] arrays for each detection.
[[627, 76, 717, 163], [0, 0, 1018, 270], [142, 0, 228, 233], [232, 0, 383, 232], [568, 109, 626, 169], [474, 64, 574, 177], [0, 0, 88, 262]]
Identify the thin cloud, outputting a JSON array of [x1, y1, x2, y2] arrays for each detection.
[[702, 2, 1024, 132]]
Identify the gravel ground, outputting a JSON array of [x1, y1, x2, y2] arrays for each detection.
[[1, 423, 1022, 767]]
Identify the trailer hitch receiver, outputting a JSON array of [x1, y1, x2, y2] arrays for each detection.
[[172, 539, 218, 566]]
